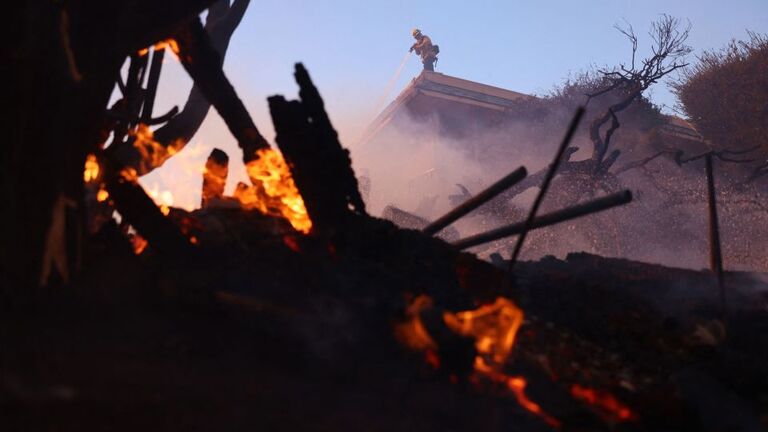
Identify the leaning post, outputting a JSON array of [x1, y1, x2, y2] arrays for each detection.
[[705, 153, 726, 318]]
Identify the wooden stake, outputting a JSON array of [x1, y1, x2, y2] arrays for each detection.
[[705, 153, 726, 316], [201, 148, 229, 208]]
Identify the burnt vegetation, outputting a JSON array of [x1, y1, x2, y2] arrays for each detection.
[[448, 18, 768, 272]]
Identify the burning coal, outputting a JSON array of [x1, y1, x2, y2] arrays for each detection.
[[395, 295, 559, 426]]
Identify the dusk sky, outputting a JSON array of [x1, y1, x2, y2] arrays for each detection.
[[143, 0, 768, 210]]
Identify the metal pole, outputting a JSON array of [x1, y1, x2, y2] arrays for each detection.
[[452, 190, 632, 250], [507, 107, 585, 271], [705, 153, 726, 316], [422, 167, 527, 236]]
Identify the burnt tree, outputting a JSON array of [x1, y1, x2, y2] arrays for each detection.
[[454, 15, 691, 228]]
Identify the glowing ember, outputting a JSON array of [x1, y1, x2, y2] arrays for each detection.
[[84, 154, 100, 183], [571, 384, 636, 422], [146, 184, 174, 217], [396, 295, 559, 426], [443, 297, 524, 367], [120, 167, 139, 182], [394, 295, 437, 352], [235, 148, 312, 234], [153, 39, 180, 57], [131, 233, 148, 255], [475, 360, 561, 428], [137, 39, 180, 59], [96, 188, 109, 202]]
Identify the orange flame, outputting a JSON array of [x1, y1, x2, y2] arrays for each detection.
[[571, 384, 636, 422], [235, 148, 312, 234], [396, 295, 559, 426], [153, 39, 180, 58], [85, 154, 110, 202], [475, 360, 561, 428], [130, 123, 185, 172], [96, 187, 109, 202], [84, 154, 100, 183], [395, 296, 523, 366], [443, 297, 524, 367], [394, 295, 437, 352], [146, 183, 174, 216], [138, 39, 180, 59]]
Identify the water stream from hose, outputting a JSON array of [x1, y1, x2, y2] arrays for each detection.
[[371, 51, 413, 117]]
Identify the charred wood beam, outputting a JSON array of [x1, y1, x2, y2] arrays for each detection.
[[113, 1, 252, 176], [109, 54, 148, 147], [151, 0, 250, 158], [104, 164, 192, 256], [145, 106, 180, 126], [140, 47, 165, 122], [127, 54, 149, 128], [423, 167, 527, 236], [175, 17, 268, 164], [453, 190, 633, 250], [293, 63, 367, 215], [201, 148, 229, 208], [507, 107, 585, 271], [268, 63, 367, 234]]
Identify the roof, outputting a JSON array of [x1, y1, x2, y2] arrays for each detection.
[[358, 70, 706, 150], [358, 71, 532, 145], [657, 115, 706, 144]]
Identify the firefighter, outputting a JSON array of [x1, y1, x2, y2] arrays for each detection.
[[409, 28, 438, 71]]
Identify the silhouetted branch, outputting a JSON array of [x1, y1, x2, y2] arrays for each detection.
[[587, 15, 691, 166], [113, 0, 254, 175]]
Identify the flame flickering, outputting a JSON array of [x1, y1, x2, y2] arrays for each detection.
[[130, 123, 185, 173], [138, 38, 180, 59], [395, 295, 524, 369], [236, 148, 312, 234], [84, 154, 100, 183], [395, 295, 562, 427], [443, 297, 524, 368]]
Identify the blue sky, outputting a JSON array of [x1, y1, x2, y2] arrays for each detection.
[[145, 0, 767, 209]]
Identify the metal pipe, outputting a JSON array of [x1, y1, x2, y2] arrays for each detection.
[[452, 190, 632, 250], [705, 153, 726, 316], [507, 107, 585, 271], [422, 166, 527, 236]]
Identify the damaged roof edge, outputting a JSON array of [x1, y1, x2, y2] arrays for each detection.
[[357, 71, 534, 147], [357, 71, 704, 149]]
